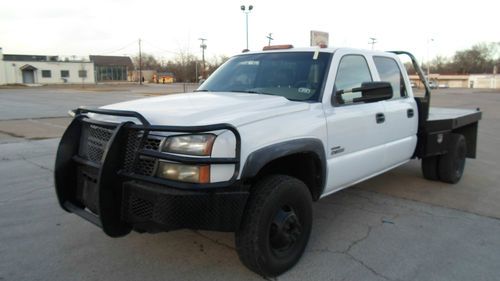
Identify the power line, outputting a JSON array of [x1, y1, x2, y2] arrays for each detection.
[[141, 39, 179, 55], [97, 40, 138, 55]]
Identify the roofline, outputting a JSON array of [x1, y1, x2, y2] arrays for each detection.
[[234, 46, 400, 56]]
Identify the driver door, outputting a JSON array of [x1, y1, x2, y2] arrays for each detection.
[[322, 52, 388, 194]]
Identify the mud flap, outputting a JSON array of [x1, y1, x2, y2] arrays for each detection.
[[54, 117, 132, 237]]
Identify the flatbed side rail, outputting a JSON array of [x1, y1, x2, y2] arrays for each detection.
[[388, 51, 431, 99]]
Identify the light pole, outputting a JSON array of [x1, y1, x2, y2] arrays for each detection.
[[199, 38, 207, 80], [241, 5, 253, 50], [427, 38, 434, 79], [138, 38, 142, 85]]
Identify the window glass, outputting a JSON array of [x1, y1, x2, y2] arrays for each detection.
[[78, 70, 87, 78], [334, 55, 372, 105], [373, 56, 407, 99], [61, 70, 69, 78], [41, 70, 51, 78], [198, 52, 332, 102]]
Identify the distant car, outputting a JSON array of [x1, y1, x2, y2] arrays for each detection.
[[438, 84, 449, 89], [428, 81, 438, 89]]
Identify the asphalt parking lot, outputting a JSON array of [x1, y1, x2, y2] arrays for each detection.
[[1, 85, 500, 281]]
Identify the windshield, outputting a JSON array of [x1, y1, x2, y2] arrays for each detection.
[[197, 52, 332, 102]]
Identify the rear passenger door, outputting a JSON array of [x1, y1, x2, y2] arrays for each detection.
[[372, 56, 418, 167]]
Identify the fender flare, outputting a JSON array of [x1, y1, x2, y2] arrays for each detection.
[[240, 138, 327, 199]]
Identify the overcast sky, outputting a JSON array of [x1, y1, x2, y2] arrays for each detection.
[[1, 0, 498, 63]]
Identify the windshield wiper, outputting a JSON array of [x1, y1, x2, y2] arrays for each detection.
[[193, 89, 210, 92], [228, 90, 274, 96]]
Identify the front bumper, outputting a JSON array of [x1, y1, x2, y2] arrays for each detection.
[[123, 181, 248, 233], [54, 107, 245, 237]]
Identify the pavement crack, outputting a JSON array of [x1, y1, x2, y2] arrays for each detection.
[[345, 252, 395, 281], [343, 225, 373, 254], [191, 230, 235, 251], [0, 185, 52, 205], [21, 156, 54, 172], [344, 190, 480, 222]]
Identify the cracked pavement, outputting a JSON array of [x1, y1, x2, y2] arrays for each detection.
[[1, 139, 499, 281], [1, 87, 500, 281]]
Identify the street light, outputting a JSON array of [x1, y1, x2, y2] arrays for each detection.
[[427, 38, 434, 79], [241, 5, 253, 50], [199, 38, 207, 80]]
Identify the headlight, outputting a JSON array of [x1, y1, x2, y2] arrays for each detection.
[[162, 134, 216, 156], [157, 161, 210, 183]]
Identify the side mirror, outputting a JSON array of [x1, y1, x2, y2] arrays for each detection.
[[334, 81, 393, 104]]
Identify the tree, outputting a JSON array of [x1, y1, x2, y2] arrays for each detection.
[[451, 43, 498, 74], [432, 55, 454, 74], [207, 55, 230, 74], [132, 52, 161, 70]]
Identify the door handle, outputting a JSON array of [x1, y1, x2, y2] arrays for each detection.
[[407, 109, 414, 118], [376, 113, 385, 124]]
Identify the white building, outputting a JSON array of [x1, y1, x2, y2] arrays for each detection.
[[469, 74, 500, 89], [0, 47, 95, 85]]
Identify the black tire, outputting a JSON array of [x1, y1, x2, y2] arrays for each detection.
[[422, 156, 440, 181], [235, 175, 313, 277], [438, 134, 467, 184]]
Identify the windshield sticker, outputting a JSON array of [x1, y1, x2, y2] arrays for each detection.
[[313, 50, 319, 60], [298, 88, 311, 94]]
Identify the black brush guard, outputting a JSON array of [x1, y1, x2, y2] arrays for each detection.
[[54, 107, 244, 237]]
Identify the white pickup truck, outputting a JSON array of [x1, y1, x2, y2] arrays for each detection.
[[55, 46, 481, 277]]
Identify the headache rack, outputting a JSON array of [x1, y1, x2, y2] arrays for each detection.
[[54, 107, 241, 237]]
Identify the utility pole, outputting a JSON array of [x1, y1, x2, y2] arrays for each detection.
[[139, 38, 142, 85], [369, 37, 377, 50], [195, 60, 198, 83], [241, 5, 253, 50], [266, 33, 274, 46], [199, 38, 207, 79]]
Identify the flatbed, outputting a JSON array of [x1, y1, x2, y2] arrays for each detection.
[[426, 107, 482, 132]]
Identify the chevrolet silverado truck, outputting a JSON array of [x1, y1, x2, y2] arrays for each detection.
[[55, 45, 481, 277]]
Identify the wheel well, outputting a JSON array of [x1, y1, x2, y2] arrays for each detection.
[[452, 123, 478, 158], [248, 152, 324, 201]]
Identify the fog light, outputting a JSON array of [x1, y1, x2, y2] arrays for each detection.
[[157, 161, 210, 183]]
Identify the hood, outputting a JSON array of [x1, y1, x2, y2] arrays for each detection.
[[98, 92, 310, 127]]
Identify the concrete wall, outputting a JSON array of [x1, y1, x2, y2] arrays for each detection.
[[0, 48, 5, 85], [469, 75, 500, 89], [0, 59, 95, 85], [408, 75, 469, 89], [128, 70, 156, 82]]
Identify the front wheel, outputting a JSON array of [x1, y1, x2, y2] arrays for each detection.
[[235, 175, 313, 277]]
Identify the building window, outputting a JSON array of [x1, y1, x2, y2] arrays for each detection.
[[95, 66, 127, 81], [78, 70, 87, 78], [61, 70, 70, 78], [42, 70, 51, 78]]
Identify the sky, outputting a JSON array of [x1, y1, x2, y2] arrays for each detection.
[[0, 0, 498, 64]]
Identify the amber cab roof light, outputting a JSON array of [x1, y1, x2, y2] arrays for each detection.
[[262, 44, 294, 51]]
